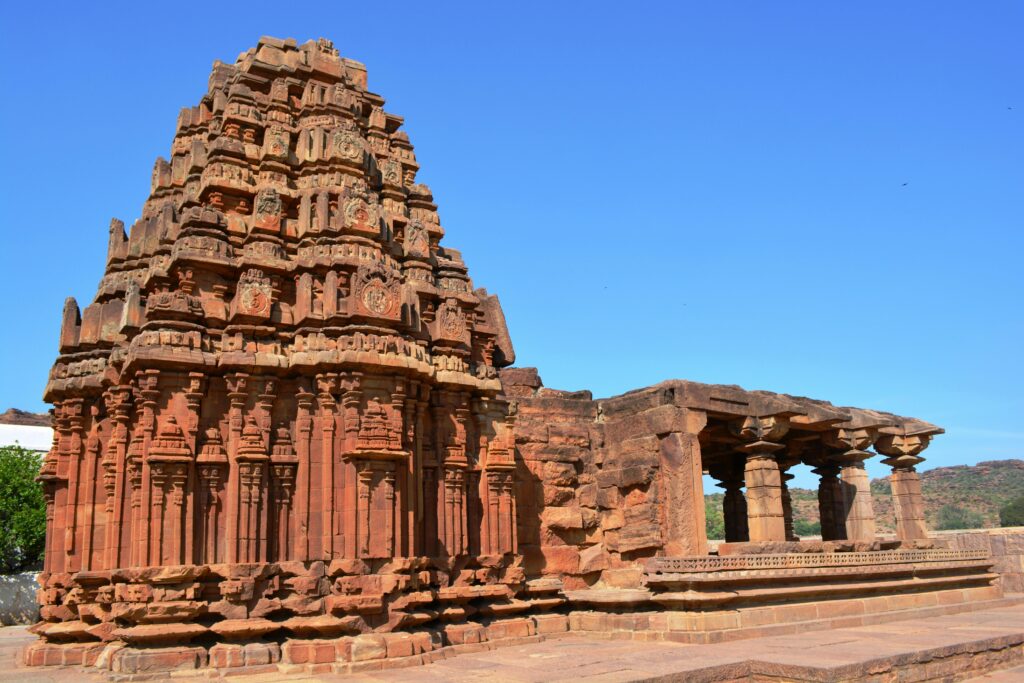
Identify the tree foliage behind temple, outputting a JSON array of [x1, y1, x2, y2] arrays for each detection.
[[0, 445, 46, 573], [1000, 495, 1024, 527]]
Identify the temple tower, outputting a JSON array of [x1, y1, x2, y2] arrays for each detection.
[[41, 35, 518, 576]]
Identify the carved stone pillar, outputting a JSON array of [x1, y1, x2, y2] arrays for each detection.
[[317, 373, 339, 559], [876, 434, 931, 541], [731, 415, 790, 543], [168, 462, 189, 565], [442, 466, 467, 556], [414, 389, 430, 557], [126, 431, 144, 567], [434, 392, 470, 557], [295, 385, 314, 561], [824, 426, 880, 541], [62, 398, 85, 567], [102, 385, 132, 569], [146, 416, 192, 566], [812, 462, 847, 541], [382, 467, 396, 557], [270, 426, 298, 560], [838, 456, 875, 540], [135, 370, 161, 566], [196, 428, 227, 563], [40, 486, 56, 572], [339, 372, 364, 559], [149, 464, 168, 567], [235, 417, 269, 563], [183, 373, 205, 453], [80, 408, 102, 570], [481, 401, 517, 555], [780, 468, 797, 541], [256, 379, 277, 451], [658, 408, 709, 556], [35, 426, 60, 573], [224, 373, 248, 564], [709, 460, 748, 542]]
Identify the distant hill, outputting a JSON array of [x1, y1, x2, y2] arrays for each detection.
[[707, 459, 1024, 537], [0, 409, 49, 427], [871, 459, 1024, 532]]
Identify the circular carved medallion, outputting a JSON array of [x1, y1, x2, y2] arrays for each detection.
[[333, 131, 362, 161], [361, 283, 391, 315], [240, 286, 270, 316]]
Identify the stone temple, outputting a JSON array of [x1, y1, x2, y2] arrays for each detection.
[[29, 37, 1004, 676]]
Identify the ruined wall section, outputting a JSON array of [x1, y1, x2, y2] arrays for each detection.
[[501, 370, 707, 591]]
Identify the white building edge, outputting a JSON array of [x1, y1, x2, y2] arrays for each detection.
[[0, 425, 53, 452]]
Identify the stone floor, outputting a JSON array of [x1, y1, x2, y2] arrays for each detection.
[[4, 602, 1024, 682]]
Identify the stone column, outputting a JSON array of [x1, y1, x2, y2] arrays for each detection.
[[234, 417, 269, 563], [839, 456, 875, 540], [876, 434, 931, 541], [709, 460, 748, 542], [780, 469, 798, 541], [316, 373, 339, 559], [270, 426, 298, 560], [731, 416, 790, 543], [824, 427, 880, 541], [658, 408, 709, 556], [812, 462, 847, 541]]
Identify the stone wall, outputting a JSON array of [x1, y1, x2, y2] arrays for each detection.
[[503, 368, 599, 590], [504, 369, 709, 591], [938, 527, 1024, 592]]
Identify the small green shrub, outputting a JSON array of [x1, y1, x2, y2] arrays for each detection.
[[793, 518, 821, 537], [934, 504, 984, 531]]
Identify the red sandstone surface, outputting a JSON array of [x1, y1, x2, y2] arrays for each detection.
[[29, 36, 1014, 679]]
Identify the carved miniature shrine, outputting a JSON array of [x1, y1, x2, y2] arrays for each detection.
[[29, 37, 1003, 677]]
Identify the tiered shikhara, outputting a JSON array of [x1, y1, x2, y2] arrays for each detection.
[[34, 36, 522, 668]]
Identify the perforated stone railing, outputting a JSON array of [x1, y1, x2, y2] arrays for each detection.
[[645, 549, 991, 575]]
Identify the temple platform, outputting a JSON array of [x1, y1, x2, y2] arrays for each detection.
[[4, 598, 1024, 682]]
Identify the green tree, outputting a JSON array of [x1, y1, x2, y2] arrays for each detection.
[[0, 445, 46, 573], [935, 504, 984, 531], [705, 497, 725, 540], [793, 518, 821, 537], [999, 495, 1024, 527]]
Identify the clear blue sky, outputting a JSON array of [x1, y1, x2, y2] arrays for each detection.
[[1, 2, 1021, 487]]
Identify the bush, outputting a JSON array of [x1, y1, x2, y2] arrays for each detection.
[[0, 445, 46, 573], [934, 504, 984, 531], [1000, 496, 1024, 527], [793, 518, 821, 537]]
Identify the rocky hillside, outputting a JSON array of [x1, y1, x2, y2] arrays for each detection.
[[707, 459, 1024, 538], [871, 459, 1024, 532], [0, 408, 49, 427]]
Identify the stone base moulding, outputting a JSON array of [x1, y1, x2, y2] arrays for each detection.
[[23, 587, 1024, 679]]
